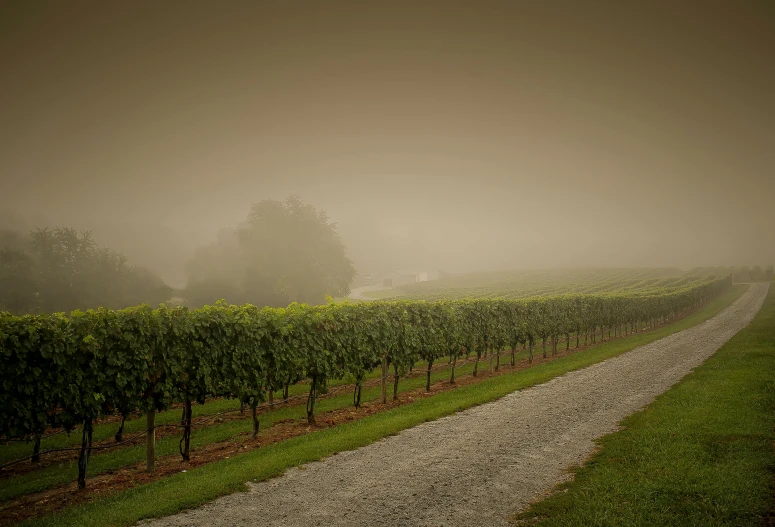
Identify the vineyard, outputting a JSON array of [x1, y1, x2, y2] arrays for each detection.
[[368, 267, 734, 300], [0, 270, 733, 525]]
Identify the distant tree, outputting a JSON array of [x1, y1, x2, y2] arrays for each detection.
[[184, 196, 356, 307], [0, 228, 26, 250], [733, 266, 751, 283], [0, 247, 38, 314], [0, 227, 172, 314], [766, 265, 774, 281], [183, 228, 246, 308], [123, 266, 176, 307], [184, 275, 245, 309], [750, 265, 766, 282], [28, 228, 97, 311]]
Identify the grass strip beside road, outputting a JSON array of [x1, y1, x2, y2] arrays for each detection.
[[22, 285, 748, 527], [513, 285, 775, 526]]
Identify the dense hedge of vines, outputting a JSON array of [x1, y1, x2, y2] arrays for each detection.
[[0, 275, 731, 486]]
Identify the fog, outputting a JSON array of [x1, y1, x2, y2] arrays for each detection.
[[1, 1, 773, 289]]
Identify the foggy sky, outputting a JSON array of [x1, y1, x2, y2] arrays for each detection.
[[1, 1, 773, 287]]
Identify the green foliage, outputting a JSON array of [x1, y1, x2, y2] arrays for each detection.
[[0, 227, 173, 315], [0, 275, 732, 444], [377, 266, 765, 302], [0, 247, 38, 313], [184, 196, 356, 308], [727, 264, 773, 283], [378, 267, 692, 301]]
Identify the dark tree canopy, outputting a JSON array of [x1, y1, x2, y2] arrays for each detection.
[[185, 196, 356, 307], [0, 227, 173, 314], [730, 265, 774, 283], [0, 245, 37, 314]]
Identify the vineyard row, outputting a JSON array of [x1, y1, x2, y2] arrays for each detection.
[[0, 275, 732, 487]]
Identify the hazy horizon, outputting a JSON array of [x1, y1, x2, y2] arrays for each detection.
[[2, 1, 773, 288]]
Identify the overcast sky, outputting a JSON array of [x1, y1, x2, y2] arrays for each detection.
[[1, 1, 773, 286]]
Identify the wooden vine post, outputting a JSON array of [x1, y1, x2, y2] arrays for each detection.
[[381, 353, 388, 404], [77, 419, 94, 489], [146, 409, 155, 473]]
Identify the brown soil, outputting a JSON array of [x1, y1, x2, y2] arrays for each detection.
[[0, 312, 697, 527]]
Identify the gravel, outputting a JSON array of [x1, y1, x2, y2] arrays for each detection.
[[143, 283, 769, 527]]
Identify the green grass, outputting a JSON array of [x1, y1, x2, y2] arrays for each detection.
[[14, 285, 748, 527], [513, 285, 775, 527]]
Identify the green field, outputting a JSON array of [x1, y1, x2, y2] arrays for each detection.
[[366, 267, 728, 301]]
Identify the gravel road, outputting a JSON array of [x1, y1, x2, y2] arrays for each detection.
[[347, 284, 392, 301], [144, 283, 769, 527]]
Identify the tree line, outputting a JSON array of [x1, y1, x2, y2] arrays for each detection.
[[0, 227, 173, 315], [733, 266, 773, 283], [0, 197, 357, 315]]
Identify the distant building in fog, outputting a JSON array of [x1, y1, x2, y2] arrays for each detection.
[[380, 268, 447, 287]]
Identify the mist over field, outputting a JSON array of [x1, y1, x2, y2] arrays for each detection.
[[3, 5, 775, 521], [1, 1, 773, 291]]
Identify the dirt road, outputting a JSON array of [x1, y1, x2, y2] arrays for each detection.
[[347, 284, 392, 301], [144, 283, 769, 527]]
